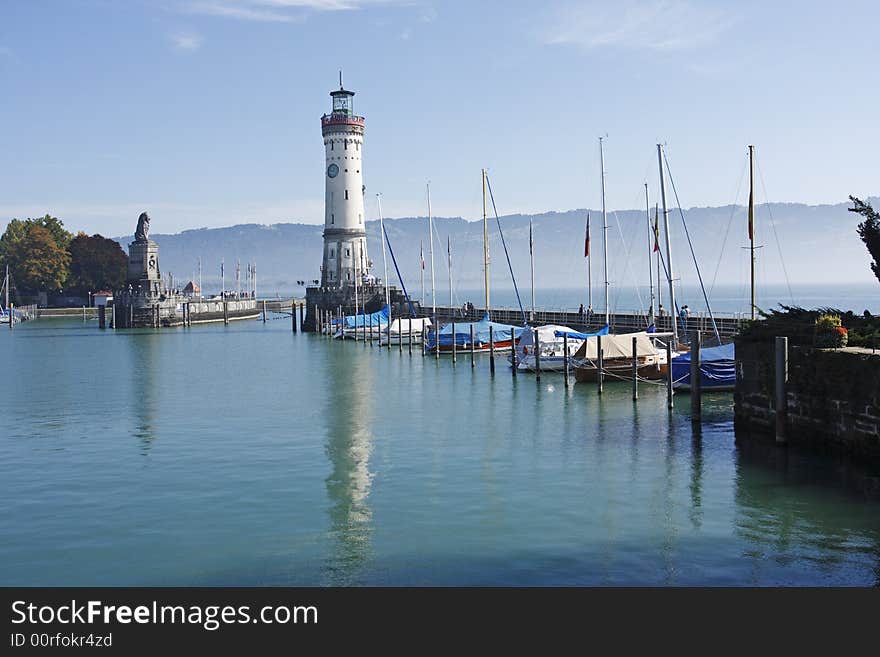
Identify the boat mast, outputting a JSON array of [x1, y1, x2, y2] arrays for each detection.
[[645, 183, 655, 325], [658, 144, 677, 347], [482, 168, 490, 316], [749, 144, 756, 321], [377, 193, 390, 310], [529, 219, 535, 321], [655, 204, 662, 312], [447, 236, 453, 311], [420, 241, 424, 307], [428, 182, 436, 319], [599, 137, 609, 325], [4, 265, 8, 311]]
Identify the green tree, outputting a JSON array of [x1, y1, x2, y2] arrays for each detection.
[[15, 225, 70, 294], [67, 232, 128, 295], [0, 215, 74, 297], [850, 196, 880, 283]]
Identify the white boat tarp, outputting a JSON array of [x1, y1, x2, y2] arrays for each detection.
[[387, 317, 432, 334], [572, 332, 658, 360]]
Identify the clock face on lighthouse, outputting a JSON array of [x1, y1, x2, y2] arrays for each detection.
[[327, 163, 339, 178]]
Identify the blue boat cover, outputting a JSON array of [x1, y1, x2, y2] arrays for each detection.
[[332, 304, 389, 328], [671, 342, 735, 388], [553, 324, 610, 340], [425, 314, 526, 348]]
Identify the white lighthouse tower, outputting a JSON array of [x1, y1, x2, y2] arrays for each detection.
[[320, 74, 369, 288]]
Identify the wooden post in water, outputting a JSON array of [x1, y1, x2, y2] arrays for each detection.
[[632, 336, 638, 401], [291, 302, 296, 332], [83, 305, 86, 322], [262, 300, 267, 323], [534, 328, 541, 381], [223, 301, 229, 326], [489, 325, 496, 375], [387, 310, 392, 351], [690, 331, 702, 422], [98, 305, 106, 329], [597, 334, 604, 395], [451, 320, 456, 363], [434, 316, 439, 359], [398, 317, 402, 354], [666, 340, 674, 409], [563, 332, 570, 386], [775, 336, 788, 444], [408, 317, 413, 355], [511, 327, 517, 377], [470, 324, 475, 368]]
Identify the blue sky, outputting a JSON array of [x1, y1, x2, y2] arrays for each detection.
[[1, 0, 878, 236]]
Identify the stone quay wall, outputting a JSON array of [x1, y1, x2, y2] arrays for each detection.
[[735, 339, 880, 461]]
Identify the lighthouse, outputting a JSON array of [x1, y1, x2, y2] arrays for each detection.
[[320, 76, 369, 288]]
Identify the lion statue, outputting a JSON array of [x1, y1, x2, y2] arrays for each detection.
[[134, 212, 151, 241]]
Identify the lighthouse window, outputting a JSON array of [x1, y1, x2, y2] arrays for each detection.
[[344, 140, 348, 150], [347, 272, 350, 280], [345, 248, 350, 257], [344, 190, 349, 200], [331, 213, 335, 224], [330, 248, 335, 258], [358, 213, 362, 224], [356, 142, 359, 151], [331, 141, 334, 151]]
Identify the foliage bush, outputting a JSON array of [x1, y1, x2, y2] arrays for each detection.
[[738, 305, 879, 349]]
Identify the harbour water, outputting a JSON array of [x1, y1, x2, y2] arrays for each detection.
[[2, 317, 879, 586]]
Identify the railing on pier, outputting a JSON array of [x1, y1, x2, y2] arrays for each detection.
[[418, 305, 745, 339]]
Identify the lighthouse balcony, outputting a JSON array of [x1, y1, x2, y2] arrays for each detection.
[[321, 114, 365, 134]]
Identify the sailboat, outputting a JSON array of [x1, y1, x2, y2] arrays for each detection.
[[572, 138, 669, 381], [669, 145, 751, 392], [426, 169, 525, 353], [0, 265, 16, 325]]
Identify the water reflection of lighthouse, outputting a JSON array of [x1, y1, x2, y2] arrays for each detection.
[[322, 347, 374, 584]]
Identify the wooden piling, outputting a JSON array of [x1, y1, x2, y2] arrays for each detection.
[[534, 328, 541, 381], [563, 332, 569, 386], [99, 305, 106, 329], [223, 301, 229, 326], [451, 320, 456, 363], [434, 316, 439, 359], [775, 336, 788, 444], [262, 300, 267, 323], [470, 324, 475, 368], [632, 336, 638, 401], [489, 325, 495, 375], [666, 340, 674, 409], [408, 317, 413, 355], [690, 331, 701, 422], [511, 327, 517, 376], [597, 334, 604, 395], [387, 310, 392, 351]]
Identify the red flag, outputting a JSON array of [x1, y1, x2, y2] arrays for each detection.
[[584, 213, 591, 257], [653, 205, 660, 253]]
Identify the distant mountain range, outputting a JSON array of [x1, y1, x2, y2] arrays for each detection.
[[114, 198, 880, 297]]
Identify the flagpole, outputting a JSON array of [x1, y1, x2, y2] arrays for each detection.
[[749, 144, 756, 321], [658, 143, 678, 347], [645, 183, 655, 325], [600, 136, 609, 326], [482, 168, 490, 316], [529, 220, 535, 322], [427, 182, 436, 319]]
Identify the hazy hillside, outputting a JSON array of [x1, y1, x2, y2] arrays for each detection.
[[115, 198, 880, 297]]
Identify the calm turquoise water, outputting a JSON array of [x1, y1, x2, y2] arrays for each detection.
[[1, 317, 879, 586]]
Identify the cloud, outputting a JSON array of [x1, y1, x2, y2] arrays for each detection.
[[170, 30, 204, 51], [542, 0, 734, 52], [181, 0, 399, 23]]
